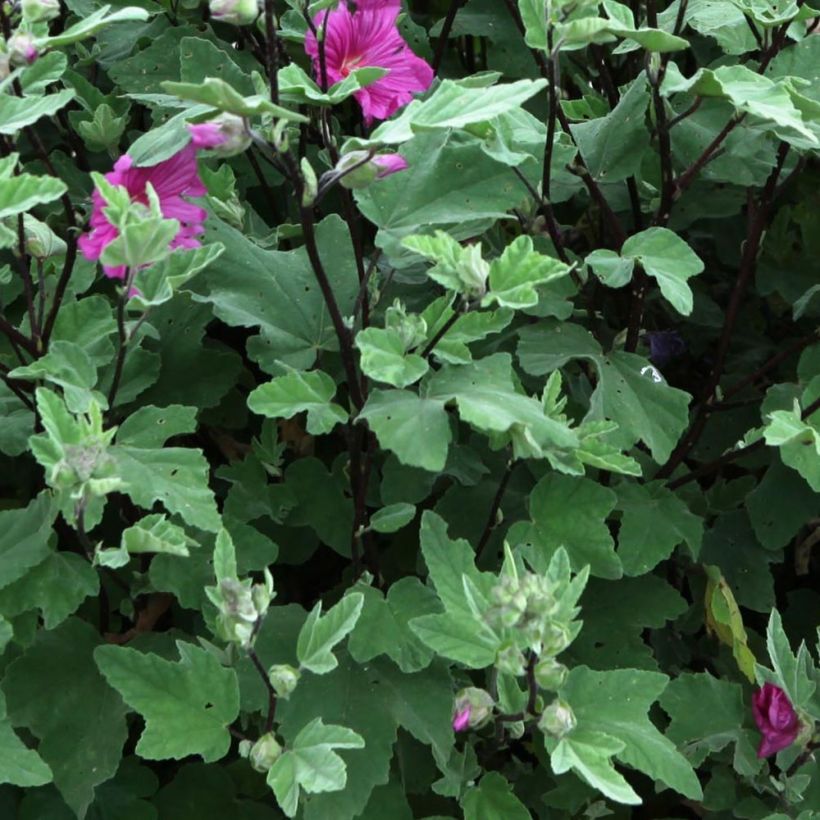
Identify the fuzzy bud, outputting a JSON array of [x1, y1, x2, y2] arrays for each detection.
[[188, 114, 251, 157], [7, 32, 39, 66], [456, 243, 489, 298], [494, 643, 527, 677], [209, 0, 258, 25], [534, 658, 568, 691], [268, 664, 300, 700], [539, 698, 576, 739], [21, 0, 61, 22], [249, 733, 283, 772], [541, 622, 573, 656], [452, 687, 494, 732], [336, 151, 408, 190]]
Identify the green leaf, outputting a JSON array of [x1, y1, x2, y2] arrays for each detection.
[[0, 691, 52, 788], [348, 578, 439, 673], [297, 593, 365, 674], [200, 216, 359, 371], [616, 482, 703, 574], [0, 552, 98, 629], [248, 370, 348, 435], [0, 173, 67, 219], [115, 404, 198, 449], [369, 502, 416, 534], [3, 618, 129, 816], [763, 404, 820, 491], [94, 642, 240, 763], [426, 353, 578, 460], [358, 389, 452, 472], [0, 494, 56, 591], [659, 672, 749, 767], [517, 0, 548, 49], [278, 62, 388, 106], [570, 79, 650, 183], [41, 5, 150, 47], [462, 771, 531, 820], [112, 442, 221, 532], [512, 473, 621, 579], [518, 327, 691, 463], [620, 228, 705, 316], [0, 90, 76, 135], [586, 248, 634, 288], [267, 718, 365, 818], [562, 666, 703, 800], [355, 328, 429, 389], [482, 236, 571, 310], [277, 653, 453, 820], [162, 77, 307, 122]]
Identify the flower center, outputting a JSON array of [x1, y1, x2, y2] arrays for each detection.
[[340, 54, 364, 77]]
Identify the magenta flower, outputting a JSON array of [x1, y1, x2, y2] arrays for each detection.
[[452, 706, 471, 733], [373, 154, 408, 177], [752, 683, 801, 758], [188, 122, 225, 149], [304, 1, 433, 124], [79, 145, 207, 280]]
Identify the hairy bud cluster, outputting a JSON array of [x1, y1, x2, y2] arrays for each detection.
[[209, 569, 273, 649]]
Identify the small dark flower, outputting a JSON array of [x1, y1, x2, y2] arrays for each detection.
[[643, 330, 687, 368], [752, 683, 800, 758]]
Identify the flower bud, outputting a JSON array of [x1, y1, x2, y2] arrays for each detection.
[[507, 720, 525, 740], [238, 739, 253, 758], [209, 0, 258, 25], [300, 157, 318, 207], [249, 733, 283, 772], [23, 215, 67, 259], [541, 622, 573, 656], [188, 114, 251, 157], [452, 687, 494, 732], [336, 151, 408, 190], [7, 32, 39, 66], [534, 658, 568, 691], [539, 698, 576, 739], [21, 0, 61, 22], [268, 663, 300, 700], [495, 643, 526, 677]]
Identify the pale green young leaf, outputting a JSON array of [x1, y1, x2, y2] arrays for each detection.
[[268, 718, 365, 818], [760, 609, 816, 712], [517, 0, 548, 49], [213, 528, 237, 583], [248, 370, 348, 435], [297, 593, 365, 674], [369, 502, 416, 534], [0, 90, 76, 135], [621, 228, 705, 315], [586, 249, 635, 288], [94, 642, 240, 763], [356, 327, 430, 388], [121, 514, 194, 557], [409, 610, 499, 668], [550, 730, 640, 805], [0, 173, 67, 219], [41, 5, 150, 47], [483, 236, 571, 310]]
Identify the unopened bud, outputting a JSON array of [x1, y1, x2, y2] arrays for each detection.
[[495, 643, 527, 677], [452, 687, 494, 731], [23, 215, 67, 259], [21, 0, 60, 22], [541, 622, 573, 656], [538, 698, 576, 739], [534, 658, 568, 691], [188, 114, 251, 157], [336, 151, 408, 190], [507, 720, 525, 740], [249, 733, 282, 772], [268, 664, 300, 699], [238, 739, 253, 758], [300, 157, 318, 207], [7, 32, 39, 66], [209, 0, 258, 24], [0, 52, 9, 81]]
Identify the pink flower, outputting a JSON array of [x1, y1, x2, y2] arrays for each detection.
[[452, 706, 471, 732], [373, 154, 408, 177], [752, 683, 800, 758], [304, 1, 433, 124], [79, 145, 207, 280]]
